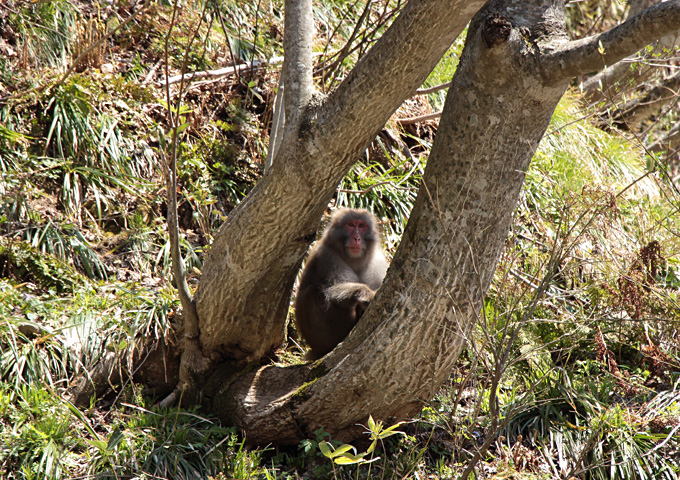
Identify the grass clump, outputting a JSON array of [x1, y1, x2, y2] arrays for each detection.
[[0, 386, 85, 480], [0, 239, 84, 293], [0, 1, 678, 479], [88, 406, 253, 479]]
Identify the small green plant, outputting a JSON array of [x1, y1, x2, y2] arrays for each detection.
[[0, 385, 87, 480], [318, 415, 406, 478]]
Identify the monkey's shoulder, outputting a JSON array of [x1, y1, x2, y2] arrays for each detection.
[[361, 262, 387, 289]]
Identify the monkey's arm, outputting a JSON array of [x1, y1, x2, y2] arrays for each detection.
[[325, 282, 375, 307]]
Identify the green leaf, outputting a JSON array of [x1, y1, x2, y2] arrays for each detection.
[[332, 444, 356, 456], [378, 421, 406, 439], [320, 441, 356, 459], [65, 399, 100, 439], [367, 414, 376, 432], [318, 441, 333, 458], [598, 40, 605, 55], [334, 452, 367, 465], [107, 427, 125, 450], [367, 439, 377, 454], [176, 121, 191, 135], [87, 439, 108, 451]]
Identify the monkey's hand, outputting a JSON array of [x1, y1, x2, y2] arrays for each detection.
[[327, 282, 375, 323], [325, 282, 375, 308]]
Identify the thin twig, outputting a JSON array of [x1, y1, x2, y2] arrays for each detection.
[[251, 0, 263, 65], [213, 0, 240, 82], [338, 180, 417, 195], [397, 111, 442, 125], [326, 0, 374, 85], [415, 81, 451, 95], [142, 59, 163, 84], [316, 0, 363, 90], [158, 57, 283, 87]]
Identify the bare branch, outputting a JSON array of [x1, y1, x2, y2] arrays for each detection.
[[578, 0, 674, 100], [648, 119, 680, 153], [163, 2, 203, 341], [265, 77, 286, 170], [319, 0, 376, 88], [158, 1, 208, 408], [415, 81, 451, 95], [317, 0, 484, 149], [213, 0, 241, 82], [338, 180, 417, 195], [606, 70, 680, 129], [158, 57, 283, 87], [282, 0, 315, 122], [397, 111, 442, 125], [543, 0, 680, 81]]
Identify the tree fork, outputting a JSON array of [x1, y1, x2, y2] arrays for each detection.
[[206, 0, 680, 446], [194, 0, 484, 364]]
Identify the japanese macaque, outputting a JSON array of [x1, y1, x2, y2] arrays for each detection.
[[295, 208, 388, 360]]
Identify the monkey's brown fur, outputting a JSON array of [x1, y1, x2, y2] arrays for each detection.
[[295, 209, 388, 360]]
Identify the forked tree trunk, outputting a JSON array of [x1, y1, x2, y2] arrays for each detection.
[[197, 0, 680, 445], [72, 0, 486, 410], [206, 0, 571, 444], [194, 0, 484, 363]]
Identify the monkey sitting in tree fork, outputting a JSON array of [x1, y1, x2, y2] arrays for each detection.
[[295, 208, 388, 360]]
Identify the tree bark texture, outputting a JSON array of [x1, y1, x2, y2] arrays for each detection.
[[281, 0, 314, 123], [195, 0, 484, 361], [197, 0, 680, 445]]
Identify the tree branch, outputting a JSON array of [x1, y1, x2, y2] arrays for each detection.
[[163, 1, 203, 342], [606, 70, 680, 129], [315, 0, 485, 153], [415, 81, 451, 95], [543, 0, 680, 81], [648, 119, 680, 153], [578, 0, 671, 100], [265, 76, 286, 170], [157, 57, 283, 87], [158, 1, 208, 407], [397, 111, 442, 125], [282, 0, 315, 123]]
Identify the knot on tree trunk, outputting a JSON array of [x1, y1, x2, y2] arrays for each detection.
[[482, 13, 512, 48]]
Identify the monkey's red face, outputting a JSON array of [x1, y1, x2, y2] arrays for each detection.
[[345, 220, 369, 258]]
